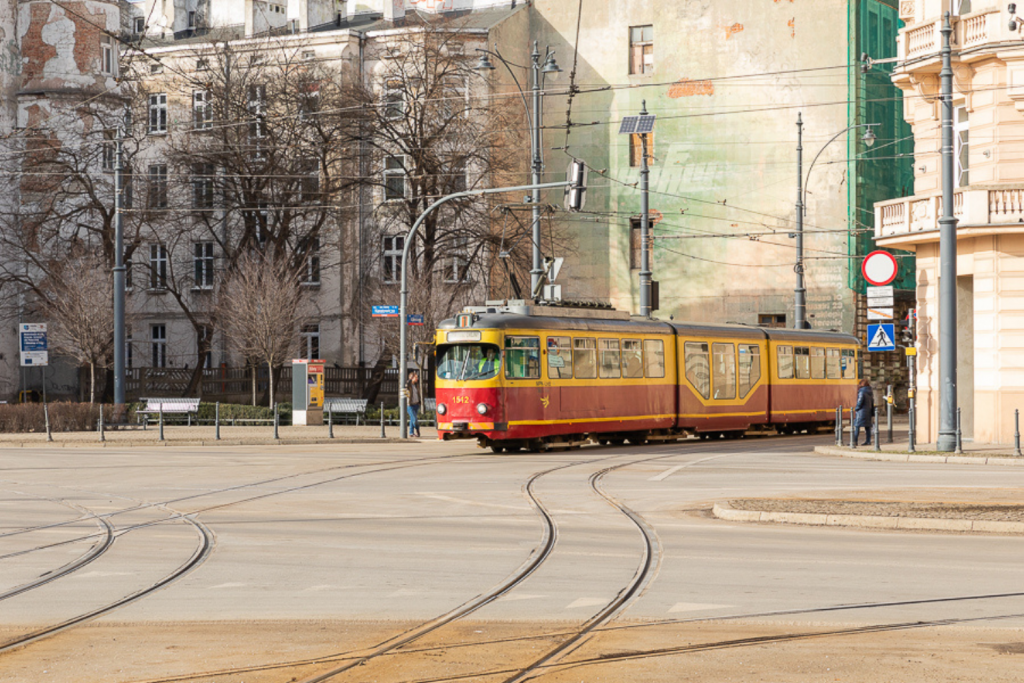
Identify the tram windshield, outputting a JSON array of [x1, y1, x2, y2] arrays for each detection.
[[437, 344, 502, 381]]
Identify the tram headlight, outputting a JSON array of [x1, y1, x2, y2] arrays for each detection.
[[437, 403, 447, 415], [476, 402, 490, 415]]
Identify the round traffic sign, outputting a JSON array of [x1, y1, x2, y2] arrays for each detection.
[[861, 250, 898, 286]]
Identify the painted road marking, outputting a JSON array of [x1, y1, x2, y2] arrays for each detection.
[[669, 602, 731, 613], [566, 597, 607, 609], [649, 465, 686, 481], [499, 593, 546, 602]]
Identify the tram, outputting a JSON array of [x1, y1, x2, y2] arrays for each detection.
[[434, 303, 859, 452]]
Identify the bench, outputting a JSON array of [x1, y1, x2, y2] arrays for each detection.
[[136, 398, 201, 426], [324, 398, 369, 425]]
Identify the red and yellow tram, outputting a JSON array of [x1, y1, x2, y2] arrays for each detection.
[[434, 305, 859, 452]]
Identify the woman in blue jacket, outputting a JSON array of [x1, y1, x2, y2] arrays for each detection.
[[853, 379, 874, 447]]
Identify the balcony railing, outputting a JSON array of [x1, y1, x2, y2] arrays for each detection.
[[875, 187, 1024, 240], [897, 9, 1006, 63]]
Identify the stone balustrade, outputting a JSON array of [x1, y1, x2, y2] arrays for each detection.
[[896, 9, 1009, 63], [875, 187, 1024, 240]]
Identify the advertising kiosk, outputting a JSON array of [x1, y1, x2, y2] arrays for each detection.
[[292, 359, 325, 426]]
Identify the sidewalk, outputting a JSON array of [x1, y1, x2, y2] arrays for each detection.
[[815, 440, 1024, 465], [0, 424, 437, 448]]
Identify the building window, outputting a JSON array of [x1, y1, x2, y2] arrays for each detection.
[[194, 242, 214, 289], [196, 58, 209, 71], [629, 216, 653, 270], [151, 324, 167, 368], [382, 235, 404, 283], [193, 90, 213, 129], [953, 0, 972, 15], [147, 163, 168, 209], [150, 62, 163, 75], [300, 236, 320, 285], [299, 159, 320, 201], [126, 329, 133, 368], [629, 25, 653, 75], [192, 163, 215, 209], [102, 130, 115, 172], [302, 50, 316, 61], [758, 314, 786, 328], [149, 243, 168, 289], [148, 93, 167, 134], [955, 105, 969, 188], [383, 156, 406, 200], [384, 81, 405, 120], [445, 236, 469, 283], [301, 323, 321, 360], [299, 83, 321, 120], [134, 17, 145, 35], [101, 35, 117, 76], [248, 85, 266, 158], [198, 326, 212, 368], [188, 10, 197, 28], [629, 132, 653, 167]]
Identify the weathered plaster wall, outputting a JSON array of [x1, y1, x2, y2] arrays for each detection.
[[530, 0, 857, 329]]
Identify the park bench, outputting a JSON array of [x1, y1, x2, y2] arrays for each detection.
[[324, 398, 369, 425], [136, 398, 201, 426]]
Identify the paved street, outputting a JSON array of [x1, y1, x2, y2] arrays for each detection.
[[3, 436, 1024, 682]]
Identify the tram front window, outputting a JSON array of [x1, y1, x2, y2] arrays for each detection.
[[437, 344, 502, 381]]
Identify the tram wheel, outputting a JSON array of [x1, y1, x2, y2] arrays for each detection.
[[527, 439, 544, 453], [490, 444, 505, 454]]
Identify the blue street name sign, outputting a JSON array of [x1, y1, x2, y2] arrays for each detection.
[[407, 314, 424, 326], [867, 323, 896, 352], [372, 305, 399, 318]]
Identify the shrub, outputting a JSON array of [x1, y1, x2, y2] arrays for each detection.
[[0, 402, 128, 433]]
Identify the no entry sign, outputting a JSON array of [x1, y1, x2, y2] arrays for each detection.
[[861, 250, 898, 286]]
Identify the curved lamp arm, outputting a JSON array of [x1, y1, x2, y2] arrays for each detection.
[[803, 123, 878, 214]]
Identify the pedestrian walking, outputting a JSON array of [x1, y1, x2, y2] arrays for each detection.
[[853, 378, 874, 447], [406, 370, 422, 438]]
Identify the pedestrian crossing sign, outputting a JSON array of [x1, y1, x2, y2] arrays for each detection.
[[867, 323, 896, 352]]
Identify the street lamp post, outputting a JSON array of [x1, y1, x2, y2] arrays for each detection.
[[794, 115, 878, 330], [476, 42, 560, 298], [937, 12, 958, 452], [113, 107, 129, 406]]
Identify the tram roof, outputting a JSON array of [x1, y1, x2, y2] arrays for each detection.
[[437, 313, 857, 345]]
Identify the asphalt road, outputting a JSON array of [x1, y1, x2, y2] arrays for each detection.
[[3, 435, 1024, 682]]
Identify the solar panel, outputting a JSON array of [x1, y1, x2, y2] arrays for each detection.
[[618, 115, 656, 135], [618, 116, 639, 135]]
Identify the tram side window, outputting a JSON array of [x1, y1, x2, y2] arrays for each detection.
[[574, 338, 597, 379], [841, 348, 857, 379], [777, 345, 794, 379], [738, 344, 761, 398], [794, 347, 810, 379], [643, 339, 665, 378], [683, 341, 710, 399], [599, 339, 621, 379], [505, 336, 540, 380], [621, 339, 643, 378], [712, 343, 736, 399], [826, 348, 841, 379], [547, 336, 573, 379], [811, 347, 825, 380]]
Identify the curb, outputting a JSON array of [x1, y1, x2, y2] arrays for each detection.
[[0, 437, 416, 449], [813, 445, 1024, 465], [711, 500, 1024, 534]]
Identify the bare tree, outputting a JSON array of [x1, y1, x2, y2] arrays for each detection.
[[216, 251, 310, 406], [39, 253, 135, 402]]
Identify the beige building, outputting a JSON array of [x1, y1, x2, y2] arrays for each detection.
[[874, 0, 1024, 443]]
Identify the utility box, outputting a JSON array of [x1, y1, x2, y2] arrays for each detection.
[[292, 359, 325, 426]]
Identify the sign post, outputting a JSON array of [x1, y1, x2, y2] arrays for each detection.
[[19, 323, 48, 404]]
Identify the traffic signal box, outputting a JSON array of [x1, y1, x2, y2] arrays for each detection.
[[292, 359, 325, 426]]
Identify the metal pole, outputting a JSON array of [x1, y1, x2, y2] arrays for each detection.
[[159, 403, 164, 442], [639, 101, 652, 319], [849, 409, 855, 448], [273, 402, 279, 440], [380, 401, 385, 439], [874, 407, 880, 452], [937, 12, 958, 452], [113, 107, 128, 406], [834, 407, 839, 444], [99, 403, 104, 442], [908, 394, 916, 453], [794, 112, 806, 329], [328, 405, 334, 439], [44, 402, 52, 442], [1015, 409, 1021, 457], [530, 42, 543, 299], [886, 384, 894, 443], [215, 401, 220, 441], [955, 407, 963, 454], [398, 181, 570, 439]]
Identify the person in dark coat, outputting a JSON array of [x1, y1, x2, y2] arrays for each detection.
[[853, 378, 874, 447]]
